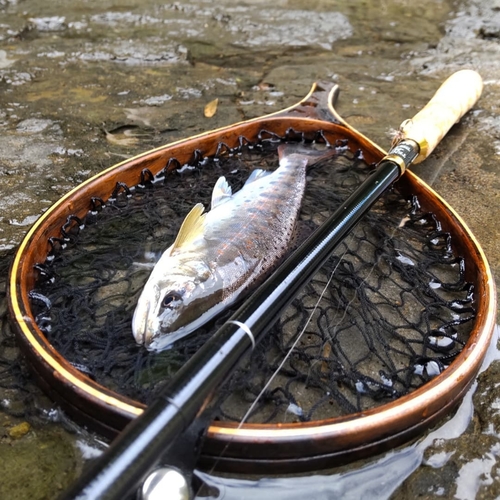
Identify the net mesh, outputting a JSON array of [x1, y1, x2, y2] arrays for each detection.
[[25, 133, 475, 425]]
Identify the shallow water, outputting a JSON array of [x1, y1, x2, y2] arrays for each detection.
[[1, 0, 500, 498]]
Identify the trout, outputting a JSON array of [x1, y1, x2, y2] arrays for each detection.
[[132, 143, 334, 351]]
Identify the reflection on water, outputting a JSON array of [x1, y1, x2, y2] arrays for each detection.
[[195, 326, 500, 500]]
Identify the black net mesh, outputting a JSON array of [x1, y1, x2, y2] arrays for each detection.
[[27, 133, 475, 425]]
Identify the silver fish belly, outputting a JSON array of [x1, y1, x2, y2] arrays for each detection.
[[132, 144, 333, 351]]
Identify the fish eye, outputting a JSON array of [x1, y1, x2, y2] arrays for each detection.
[[161, 291, 182, 308]]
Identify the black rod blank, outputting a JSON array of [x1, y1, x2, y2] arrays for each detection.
[[62, 159, 403, 500]]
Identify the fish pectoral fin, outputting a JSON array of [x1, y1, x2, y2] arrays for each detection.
[[211, 176, 233, 209], [244, 168, 272, 185], [171, 203, 206, 251]]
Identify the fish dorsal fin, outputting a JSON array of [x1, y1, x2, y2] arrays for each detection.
[[244, 168, 272, 186], [211, 176, 232, 209], [171, 203, 206, 252]]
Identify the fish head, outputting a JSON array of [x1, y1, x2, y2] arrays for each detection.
[[132, 261, 222, 350]]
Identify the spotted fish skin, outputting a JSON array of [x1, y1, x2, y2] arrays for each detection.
[[132, 143, 335, 351]]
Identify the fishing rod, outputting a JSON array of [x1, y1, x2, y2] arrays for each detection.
[[61, 70, 483, 500]]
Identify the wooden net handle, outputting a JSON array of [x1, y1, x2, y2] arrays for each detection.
[[401, 70, 483, 163]]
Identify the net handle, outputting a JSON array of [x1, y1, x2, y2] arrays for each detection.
[[399, 70, 483, 163]]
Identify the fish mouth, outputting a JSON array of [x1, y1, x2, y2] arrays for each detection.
[[147, 325, 189, 351], [132, 300, 180, 348], [132, 302, 152, 345]]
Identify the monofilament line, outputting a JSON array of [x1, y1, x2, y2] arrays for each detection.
[[235, 248, 347, 430], [323, 228, 393, 345], [200, 240, 352, 486]]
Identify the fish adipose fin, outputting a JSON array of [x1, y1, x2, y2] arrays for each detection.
[[171, 203, 206, 252], [244, 168, 272, 186], [211, 176, 233, 209]]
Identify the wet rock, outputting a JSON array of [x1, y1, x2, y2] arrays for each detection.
[[142, 94, 172, 106], [29, 16, 67, 32], [0, 425, 81, 499], [8, 214, 40, 227], [16, 118, 61, 134], [0, 50, 15, 69], [478, 24, 500, 40]]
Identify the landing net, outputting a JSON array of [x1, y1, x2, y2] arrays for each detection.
[[26, 135, 475, 425]]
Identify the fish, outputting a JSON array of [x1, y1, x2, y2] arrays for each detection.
[[132, 143, 335, 351]]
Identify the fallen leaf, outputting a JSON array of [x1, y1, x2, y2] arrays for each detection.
[[9, 422, 31, 439], [104, 125, 143, 147], [204, 98, 219, 118]]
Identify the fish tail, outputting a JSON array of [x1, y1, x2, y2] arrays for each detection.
[[277, 143, 337, 170]]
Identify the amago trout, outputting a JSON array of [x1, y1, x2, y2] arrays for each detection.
[[132, 143, 335, 351]]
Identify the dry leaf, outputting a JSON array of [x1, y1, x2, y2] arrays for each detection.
[[204, 98, 219, 118], [104, 125, 142, 147]]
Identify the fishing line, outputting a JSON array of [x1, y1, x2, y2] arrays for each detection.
[[294, 212, 400, 400], [196, 243, 352, 491], [323, 208, 404, 343], [237, 251, 343, 428], [197, 211, 401, 489]]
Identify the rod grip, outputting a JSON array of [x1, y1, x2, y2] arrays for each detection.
[[400, 69, 483, 163]]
